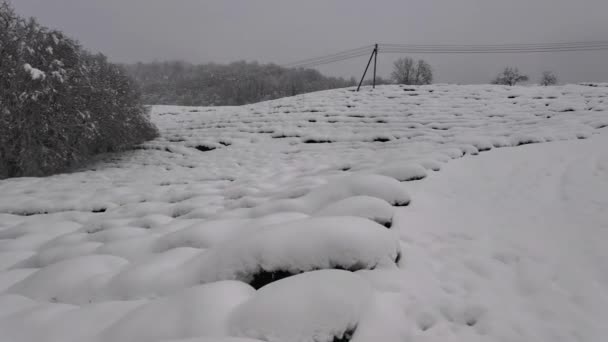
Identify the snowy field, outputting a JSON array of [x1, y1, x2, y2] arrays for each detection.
[[0, 84, 607, 342]]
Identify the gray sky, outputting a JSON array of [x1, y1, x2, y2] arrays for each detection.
[[12, 0, 608, 84]]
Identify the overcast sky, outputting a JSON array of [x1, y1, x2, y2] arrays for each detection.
[[12, 0, 608, 84]]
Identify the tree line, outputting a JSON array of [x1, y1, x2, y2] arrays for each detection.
[[124, 56, 560, 108], [122, 61, 357, 106], [0, 2, 158, 178]]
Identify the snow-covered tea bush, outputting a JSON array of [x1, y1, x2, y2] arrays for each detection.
[[0, 2, 158, 178]]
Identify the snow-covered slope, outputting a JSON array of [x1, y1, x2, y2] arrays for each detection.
[[0, 84, 607, 342]]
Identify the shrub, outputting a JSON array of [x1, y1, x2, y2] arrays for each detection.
[[0, 2, 158, 178], [540, 71, 558, 86], [491, 67, 529, 86]]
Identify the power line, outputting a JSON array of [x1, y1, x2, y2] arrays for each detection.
[[282, 45, 373, 68], [281, 41, 608, 69], [380, 41, 608, 49], [379, 41, 608, 54], [286, 50, 372, 68]]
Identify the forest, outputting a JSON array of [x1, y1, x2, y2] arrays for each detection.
[[123, 61, 357, 106]]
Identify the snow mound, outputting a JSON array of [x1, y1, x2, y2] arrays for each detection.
[[198, 216, 401, 288], [373, 163, 428, 182], [229, 270, 373, 342], [100, 281, 255, 342], [155, 212, 308, 252], [248, 174, 411, 217], [7, 255, 128, 304], [314, 196, 394, 228], [102, 247, 202, 300]]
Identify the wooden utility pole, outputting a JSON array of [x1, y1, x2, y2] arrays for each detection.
[[373, 43, 378, 89], [357, 44, 378, 92]]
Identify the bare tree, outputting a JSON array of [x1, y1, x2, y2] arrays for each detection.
[[415, 59, 433, 85], [540, 71, 558, 86], [492, 67, 529, 86], [391, 57, 433, 85]]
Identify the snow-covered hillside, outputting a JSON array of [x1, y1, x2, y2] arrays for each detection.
[[0, 84, 607, 342]]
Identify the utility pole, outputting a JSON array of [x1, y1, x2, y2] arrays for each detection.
[[373, 43, 378, 89], [357, 44, 379, 92]]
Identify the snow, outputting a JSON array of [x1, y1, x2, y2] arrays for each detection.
[[0, 84, 607, 341], [99, 281, 255, 342], [228, 270, 373, 342], [23, 63, 45, 81], [7, 255, 128, 304], [197, 216, 401, 287], [314, 195, 395, 227]]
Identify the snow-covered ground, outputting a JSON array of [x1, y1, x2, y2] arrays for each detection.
[[0, 84, 607, 342]]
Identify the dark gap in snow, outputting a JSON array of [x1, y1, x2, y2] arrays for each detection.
[[560, 108, 575, 112], [303, 139, 334, 144], [395, 251, 402, 265], [393, 200, 411, 207], [168, 138, 185, 143], [400, 175, 426, 182], [340, 166, 352, 171], [419, 322, 432, 332], [171, 208, 191, 218], [465, 318, 478, 327], [250, 263, 373, 290], [372, 137, 391, 143], [333, 326, 357, 342], [308, 119, 317, 123], [516, 140, 538, 146], [249, 270, 295, 290], [91, 208, 107, 213], [478, 147, 492, 152], [218, 141, 231, 146], [403, 88, 416, 91], [195, 145, 216, 152], [507, 95, 518, 99], [8, 210, 50, 216], [375, 119, 387, 124], [272, 135, 301, 139]]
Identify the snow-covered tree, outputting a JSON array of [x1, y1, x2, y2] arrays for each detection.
[[492, 67, 529, 86], [540, 71, 558, 86], [0, 1, 158, 178]]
